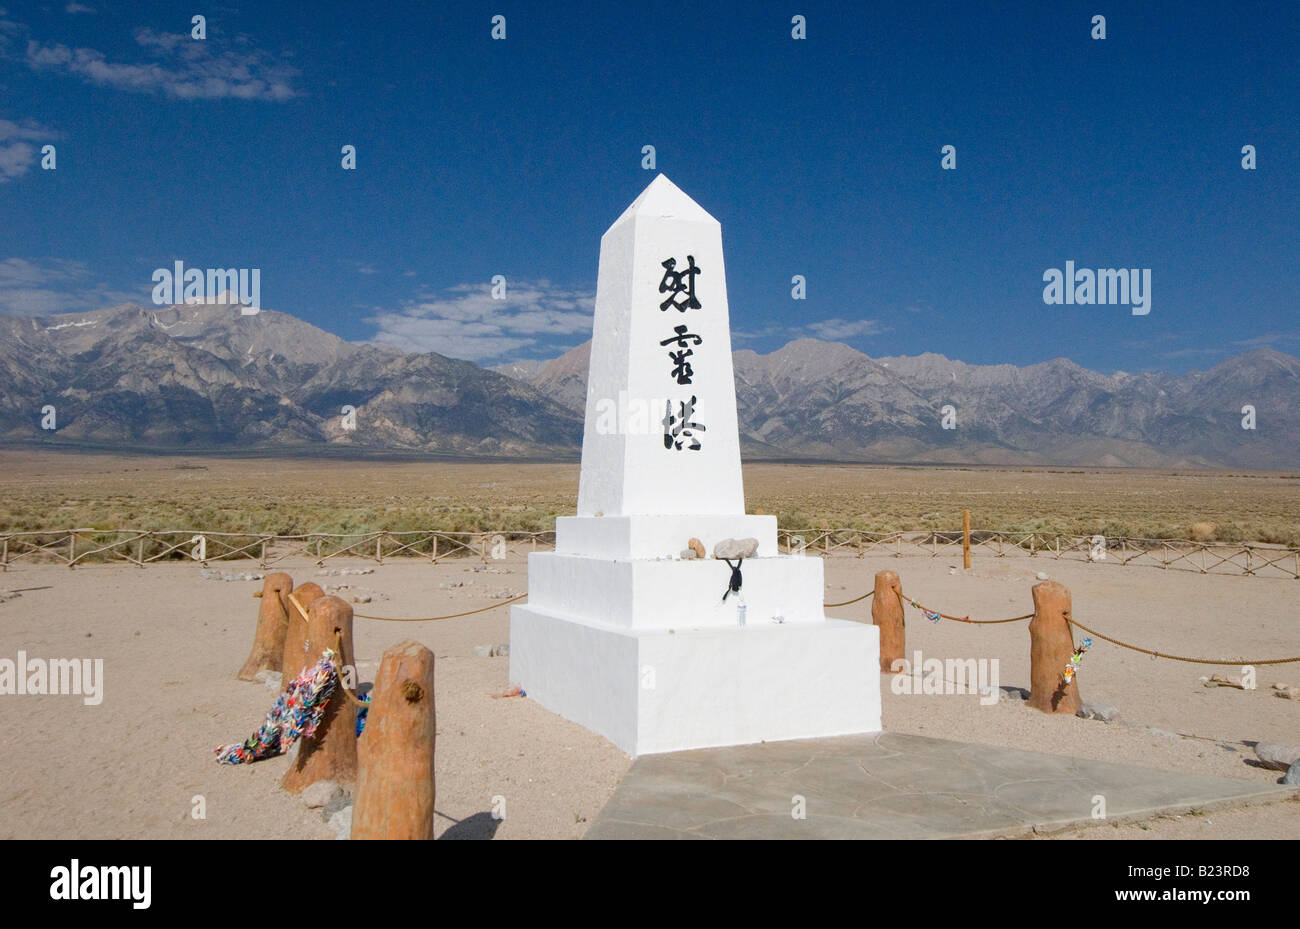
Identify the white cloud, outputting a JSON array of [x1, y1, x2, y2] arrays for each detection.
[[732, 325, 783, 342], [805, 317, 885, 340], [0, 257, 142, 316], [65, 2, 95, 13], [1231, 332, 1300, 348], [0, 117, 56, 182], [0, 9, 23, 54], [24, 26, 299, 101], [367, 281, 595, 362], [737, 317, 885, 345]]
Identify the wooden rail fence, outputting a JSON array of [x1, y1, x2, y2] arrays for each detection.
[[0, 528, 1296, 579]]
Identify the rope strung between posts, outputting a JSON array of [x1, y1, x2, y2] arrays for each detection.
[[295, 582, 1300, 667], [895, 589, 1300, 665], [332, 630, 373, 710], [353, 592, 527, 622], [1065, 617, 1300, 666], [824, 590, 874, 608], [900, 591, 1034, 625], [286, 589, 528, 624]]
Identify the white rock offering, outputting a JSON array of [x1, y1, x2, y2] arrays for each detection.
[[713, 537, 759, 560]]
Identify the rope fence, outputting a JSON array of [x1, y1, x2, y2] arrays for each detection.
[[329, 583, 1299, 668], [1, 526, 1297, 579]]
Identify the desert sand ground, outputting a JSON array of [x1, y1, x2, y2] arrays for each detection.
[[0, 546, 1295, 840]]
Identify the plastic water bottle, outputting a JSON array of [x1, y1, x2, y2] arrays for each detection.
[[737, 603, 747, 627]]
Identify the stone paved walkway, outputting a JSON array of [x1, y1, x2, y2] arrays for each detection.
[[585, 732, 1295, 839]]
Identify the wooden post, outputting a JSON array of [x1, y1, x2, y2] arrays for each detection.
[[1026, 580, 1082, 715], [237, 572, 293, 681], [962, 509, 971, 569], [281, 581, 326, 680], [282, 594, 358, 792], [870, 570, 905, 672], [352, 640, 437, 840]]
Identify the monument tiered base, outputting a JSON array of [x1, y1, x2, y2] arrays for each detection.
[[510, 602, 881, 756]]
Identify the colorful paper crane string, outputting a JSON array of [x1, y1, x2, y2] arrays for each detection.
[[215, 650, 339, 764], [355, 692, 370, 737], [907, 598, 942, 623], [1061, 637, 1093, 686]]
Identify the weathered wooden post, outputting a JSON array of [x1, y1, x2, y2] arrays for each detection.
[[352, 640, 437, 840], [962, 509, 971, 569], [871, 570, 905, 672], [237, 572, 293, 681], [281, 581, 325, 679], [282, 594, 358, 792], [1026, 580, 1081, 714]]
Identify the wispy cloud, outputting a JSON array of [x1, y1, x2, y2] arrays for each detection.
[[0, 9, 23, 54], [1158, 346, 1229, 360], [0, 117, 56, 182], [1231, 332, 1300, 348], [366, 281, 596, 363], [732, 325, 783, 342], [805, 317, 885, 340], [24, 25, 300, 100], [735, 317, 886, 345], [0, 257, 141, 316], [65, 2, 95, 13]]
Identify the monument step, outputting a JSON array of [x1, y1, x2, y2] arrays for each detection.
[[555, 513, 777, 559], [510, 604, 881, 756], [526, 550, 827, 629]]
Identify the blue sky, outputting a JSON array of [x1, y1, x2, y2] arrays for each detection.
[[1, 0, 1296, 372]]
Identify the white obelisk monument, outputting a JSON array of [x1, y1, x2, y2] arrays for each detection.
[[510, 175, 880, 755]]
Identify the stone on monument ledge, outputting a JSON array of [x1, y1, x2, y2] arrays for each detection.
[[555, 514, 776, 560]]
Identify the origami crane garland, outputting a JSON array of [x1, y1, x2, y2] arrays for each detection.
[[215, 650, 340, 765], [1062, 637, 1093, 686]]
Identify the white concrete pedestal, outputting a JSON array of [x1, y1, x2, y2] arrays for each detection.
[[510, 536, 881, 756], [511, 595, 880, 756]]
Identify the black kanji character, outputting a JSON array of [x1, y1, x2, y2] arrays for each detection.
[[658, 256, 702, 312], [662, 395, 706, 450]]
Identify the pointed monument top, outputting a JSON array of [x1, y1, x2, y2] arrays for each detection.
[[606, 174, 718, 233]]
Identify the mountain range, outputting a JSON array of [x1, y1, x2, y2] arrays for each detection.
[[2, 300, 1297, 469], [0, 302, 581, 457]]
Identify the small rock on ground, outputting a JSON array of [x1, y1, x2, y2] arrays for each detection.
[[1283, 761, 1300, 786], [200, 569, 264, 582], [491, 644, 510, 657], [302, 780, 344, 810], [1077, 700, 1121, 722], [328, 805, 353, 840], [1146, 727, 1181, 740], [472, 645, 492, 657], [1254, 741, 1300, 771]]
